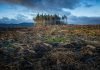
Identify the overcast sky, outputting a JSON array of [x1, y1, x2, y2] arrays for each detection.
[[0, 0, 100, 24]]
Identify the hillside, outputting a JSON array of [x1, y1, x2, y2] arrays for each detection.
[[0, 25, 100, 70], [0, 23, 33, 28]]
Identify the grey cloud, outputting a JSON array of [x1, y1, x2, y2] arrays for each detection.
[[0, 0, 93, 10], [0, 15, 30, 24], [0, 17, 19, 24], [68, 16, 100, 24], [1, 16, 100, 25]]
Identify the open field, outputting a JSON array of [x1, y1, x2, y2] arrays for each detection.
[[0, 25, 100, 70]]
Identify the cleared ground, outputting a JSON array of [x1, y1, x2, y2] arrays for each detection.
[[0, 25, 100, 70]]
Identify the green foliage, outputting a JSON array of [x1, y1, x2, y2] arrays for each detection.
[[45, 36, 66, 43], [2, 40, 13, 48]]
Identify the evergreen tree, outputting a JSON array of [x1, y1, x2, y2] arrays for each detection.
[[34, 14, 67, 26]]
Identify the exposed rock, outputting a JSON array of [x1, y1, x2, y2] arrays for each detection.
[[86, 45, 96, 49]]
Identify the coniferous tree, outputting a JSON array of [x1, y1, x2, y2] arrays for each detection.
[[34, 14, 67, 26]]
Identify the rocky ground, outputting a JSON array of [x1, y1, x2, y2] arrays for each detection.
[[0, 25, 100, 70]]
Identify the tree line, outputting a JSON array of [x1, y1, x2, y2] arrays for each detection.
[[34, 14, 67, 26]]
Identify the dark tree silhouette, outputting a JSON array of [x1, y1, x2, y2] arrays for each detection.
[[34, 14, 67, 26]]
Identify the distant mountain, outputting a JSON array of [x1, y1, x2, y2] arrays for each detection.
[[0, 22, 34, 28]]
